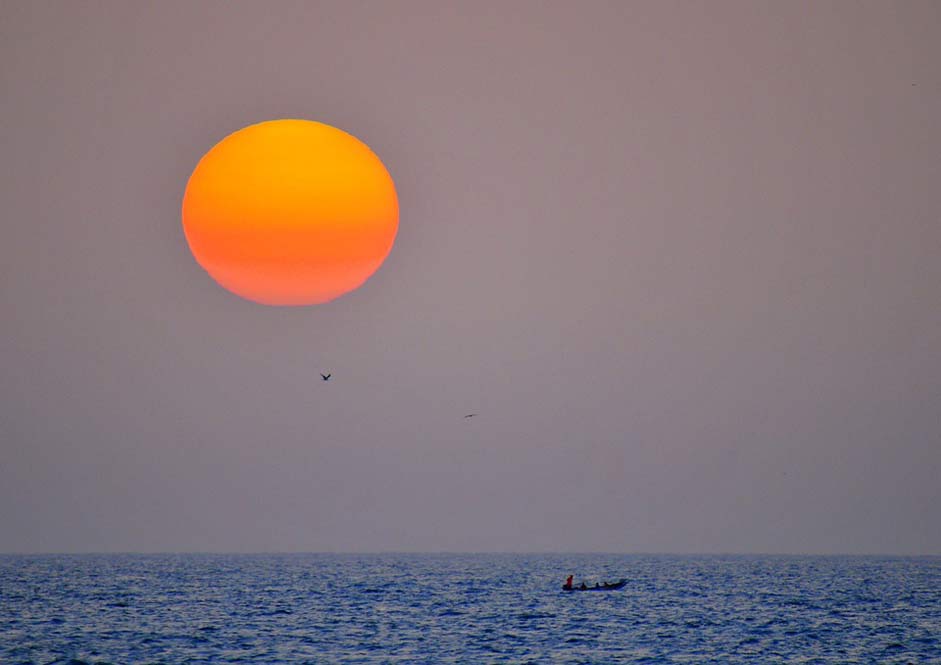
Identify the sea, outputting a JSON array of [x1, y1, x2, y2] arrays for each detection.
[[1, 553, 939, 664]]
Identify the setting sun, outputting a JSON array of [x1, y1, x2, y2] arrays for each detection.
[[182, 119, 398, 305]]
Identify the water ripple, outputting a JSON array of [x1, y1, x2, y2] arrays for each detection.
[[1, 554, 940, 663]]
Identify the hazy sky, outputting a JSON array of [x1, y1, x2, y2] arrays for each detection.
[[2, 2, 939, 555]]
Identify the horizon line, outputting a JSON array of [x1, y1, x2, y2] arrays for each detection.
[[2, 550, 939, 557]]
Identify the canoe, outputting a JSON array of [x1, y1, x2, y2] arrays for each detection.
[[562, 578, 626, 592]]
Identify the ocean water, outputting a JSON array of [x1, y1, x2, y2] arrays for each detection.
[[1, 554, 939, 664]]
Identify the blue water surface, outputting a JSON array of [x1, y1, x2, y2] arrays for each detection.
[[1, 553, 939, 663]]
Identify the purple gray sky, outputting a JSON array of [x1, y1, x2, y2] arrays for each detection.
[[2, 2, 939, 554]]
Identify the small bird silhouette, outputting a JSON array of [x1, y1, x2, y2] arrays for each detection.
[[321, 373, 331, 381], [464, 413, 477, 418]]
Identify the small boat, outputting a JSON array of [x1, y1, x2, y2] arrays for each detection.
[[562, 578, 627, 592]]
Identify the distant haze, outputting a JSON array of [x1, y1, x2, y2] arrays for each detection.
[[1, 2, 939, 554]]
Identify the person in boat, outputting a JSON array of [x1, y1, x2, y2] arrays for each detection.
[[594, 582, 601, 589], [564, 575, 574, 590], [579, 582, 587, 590]]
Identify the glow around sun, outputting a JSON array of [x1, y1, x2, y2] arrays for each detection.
[[182, 119, 399, 306]]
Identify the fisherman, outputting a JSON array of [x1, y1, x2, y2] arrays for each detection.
[[563, 575, 574, 590]]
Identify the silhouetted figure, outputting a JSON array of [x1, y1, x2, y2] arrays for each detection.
[[321, 373, 331, 381]]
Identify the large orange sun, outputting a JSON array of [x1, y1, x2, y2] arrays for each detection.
[[182, 119, 398, 305]]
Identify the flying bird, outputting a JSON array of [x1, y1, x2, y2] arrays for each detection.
[[464, 413, 477, 418], [321, 373, 331, 381]]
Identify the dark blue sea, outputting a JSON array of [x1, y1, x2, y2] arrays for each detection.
[[1, 554, 939, 663]]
